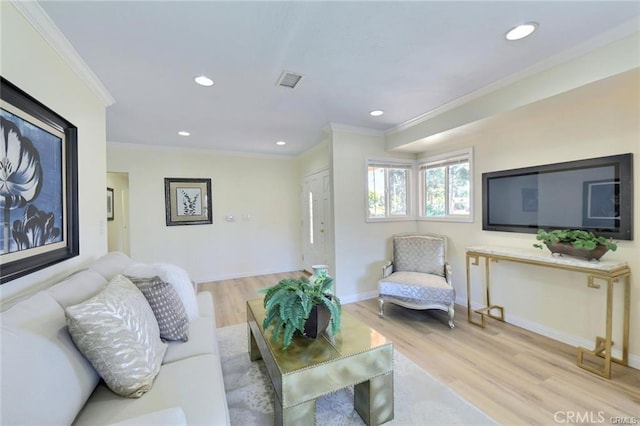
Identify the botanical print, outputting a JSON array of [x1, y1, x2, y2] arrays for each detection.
[[0, 109, 63, 255], [176, 187, 202, 216]]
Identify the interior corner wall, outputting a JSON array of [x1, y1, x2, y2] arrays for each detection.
[[330, 130, 417, 303], [0, 2, 108, 304], [106, 144, 301, 283], [415, 68, 640, 366]]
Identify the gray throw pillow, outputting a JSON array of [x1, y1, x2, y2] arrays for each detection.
[[65, 275, 167, 398], [127, 275, 190, 342]]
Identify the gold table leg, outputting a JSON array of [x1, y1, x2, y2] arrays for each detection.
[[275, 393, 315, 426], [354, 372, 394, 426], [576, 275, 630, 379], [467, 253, 505, 327]]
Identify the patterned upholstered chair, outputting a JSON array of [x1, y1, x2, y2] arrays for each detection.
[[378, 233, 455, 328]]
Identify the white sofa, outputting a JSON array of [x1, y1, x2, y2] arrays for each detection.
[[0, 252, 230, 425]]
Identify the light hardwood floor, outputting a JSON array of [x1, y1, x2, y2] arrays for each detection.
[[200, 272, 640, 425]]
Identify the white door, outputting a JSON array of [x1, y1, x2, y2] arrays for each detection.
[[302, 169, 332, 272]]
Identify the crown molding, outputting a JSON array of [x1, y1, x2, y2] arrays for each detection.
[[11, 0, 115, 107], [386, 18, 640, 137], [323, 122, 384, 137]]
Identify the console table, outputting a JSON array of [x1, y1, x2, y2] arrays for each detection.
[[465, 245, 631, 379]]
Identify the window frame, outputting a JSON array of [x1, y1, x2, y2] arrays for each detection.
[[365, 157, 416, 222], [418, 147, 474, 223]]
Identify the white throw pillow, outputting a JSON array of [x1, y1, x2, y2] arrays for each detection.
[[123, 262, 157, 279], [153, 263, 199, 321], [65, 275, 167, 398]]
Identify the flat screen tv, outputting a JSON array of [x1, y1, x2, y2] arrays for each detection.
[[482, 153, 633, 240]]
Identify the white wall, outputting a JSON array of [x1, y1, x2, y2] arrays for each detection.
[[415, 69, 640, 365], [0, 3, 108, 305], [330, 129, 417, 303], [107, 143, 301, 283]]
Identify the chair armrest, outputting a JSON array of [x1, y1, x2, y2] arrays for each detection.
[[382, 261, 394, 278], [445, 263, 453, 285]]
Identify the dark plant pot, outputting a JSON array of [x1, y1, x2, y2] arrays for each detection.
[[545, 242, 608, 261], [303, 304, 331, 338]]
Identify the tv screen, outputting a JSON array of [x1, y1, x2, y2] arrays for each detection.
[[482, 153, 633, 240]]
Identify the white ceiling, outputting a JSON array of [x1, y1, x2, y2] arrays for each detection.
[[36, 1, 640, 156]]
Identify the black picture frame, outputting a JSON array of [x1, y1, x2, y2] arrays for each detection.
[[164, 178, 212, 226], [1, 77, 79, 283], [107, 187, 114, 221]]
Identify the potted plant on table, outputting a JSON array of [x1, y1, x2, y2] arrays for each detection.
[[257, 270, 341, 349], [533, 229, 617, 260]]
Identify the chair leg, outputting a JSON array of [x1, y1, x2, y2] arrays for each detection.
[[378, 297, 385, 318], [447, 304, 455, 329]]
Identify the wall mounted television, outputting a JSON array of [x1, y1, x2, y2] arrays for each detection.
[[482, 153, 633, 240]]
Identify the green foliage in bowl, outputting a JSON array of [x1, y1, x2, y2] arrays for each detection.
[[533, 229, 617, 251]]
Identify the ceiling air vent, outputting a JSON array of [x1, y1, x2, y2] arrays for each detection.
[[277, 71, 304, 89]]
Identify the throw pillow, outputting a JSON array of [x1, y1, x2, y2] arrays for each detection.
[[123, 262, 157, 279], [127, 275, 190, 342], [65, 275, 168, 398], [153, 263, 199, 321]]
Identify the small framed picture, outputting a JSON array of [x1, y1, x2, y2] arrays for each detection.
[[164, 178, 212, 226], [107, 187, 114, 221]]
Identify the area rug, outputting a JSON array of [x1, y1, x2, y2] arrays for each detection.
[[217, 324, 496, 425]]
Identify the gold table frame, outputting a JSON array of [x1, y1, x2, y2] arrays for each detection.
[[247, 298, 394, 425], [465, 246, 631, 379]]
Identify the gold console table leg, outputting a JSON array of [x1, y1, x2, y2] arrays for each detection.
[[576, 275, 630, 379], [467, 253, 505, 328]]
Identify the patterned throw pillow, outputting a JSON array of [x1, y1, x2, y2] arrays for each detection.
[[65, 275, 167, 398], [127, 275, 190, 342]]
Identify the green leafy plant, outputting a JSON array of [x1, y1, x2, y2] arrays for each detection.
[[533, 229, 617, 251], [257, 273, 341, 349]]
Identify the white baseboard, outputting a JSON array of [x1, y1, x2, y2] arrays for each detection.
[[460, 297, 640, 371], [339, 290, 378, 305]]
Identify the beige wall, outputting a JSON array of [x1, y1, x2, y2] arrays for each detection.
[[0, 3, 108, 304], [331, 129, 417, 302], [107, 144, 301, 283], [415, 68, 640, 366]]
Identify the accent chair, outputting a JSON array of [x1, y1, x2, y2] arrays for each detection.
[[378, 233, 455, 328]]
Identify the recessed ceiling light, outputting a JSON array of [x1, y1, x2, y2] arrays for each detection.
[[194, 75, 214, 87], [178, 131, 190, 136], [276, 141, 286, 146], [505, 23, 538, 41], [370, 110, 384, 117]]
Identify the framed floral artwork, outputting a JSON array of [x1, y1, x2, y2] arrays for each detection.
[[164, 178, 212, 226], [0, 77, 79, 283]]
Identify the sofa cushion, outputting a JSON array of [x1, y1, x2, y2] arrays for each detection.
[[89, 252, 135, 281], [127, 275, 190, 342], [46, 270, 108, 308], [109, 407, 187, 425], [73, 354, 230, 426], [197, 291, 214, 318], [1, 292, 100, 426], [65, 275, 168, 398], [163, 315, 217, 364]]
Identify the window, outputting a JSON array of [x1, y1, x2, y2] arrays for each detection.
[[367, 159, 413, 221], [419, 148, 473, 222]]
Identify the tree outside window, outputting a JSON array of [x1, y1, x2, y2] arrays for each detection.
[[420, 149, 472, 221], [367, 161, 412, 220]]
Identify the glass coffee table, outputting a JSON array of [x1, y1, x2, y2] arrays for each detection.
[[246, 298, 394, 425]]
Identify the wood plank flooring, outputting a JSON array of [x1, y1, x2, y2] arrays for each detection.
[[199, 272, 640, 425]]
